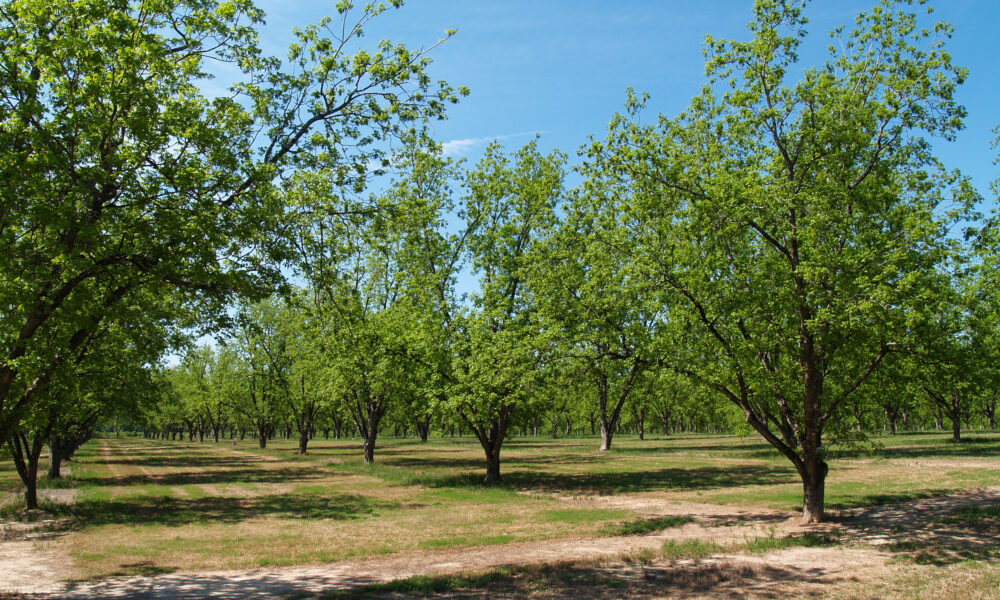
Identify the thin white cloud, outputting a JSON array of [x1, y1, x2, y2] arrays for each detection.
[[442, 131, 545, 156]]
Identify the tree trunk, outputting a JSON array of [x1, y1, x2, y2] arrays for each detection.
[[48, 446, 63, 479], [801, 460, 828, 524], [47, 436, 64, 479], [257, 425, 268, 449], [415, 419, 430, 442], [951, 408, 962, 442], [485, 450, 501, 484], [599, 418, 614, 451], [9, 431, 46, 511], [363, 438, 375, 464], [297, 429, 309, 455]]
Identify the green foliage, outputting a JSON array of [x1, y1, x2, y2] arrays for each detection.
[[582, 0, 977, 521], [0, 0, 462, 448], [445, 140, 566, 481]]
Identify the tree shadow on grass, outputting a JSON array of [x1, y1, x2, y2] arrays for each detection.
[[65, 491, 401, 529], [840, 492, 1000, 565], [106, 454, 275, 469], [309, 559, 841, 600], [406, 464, 798, 494], [87, 465, 327, 488], [830, 435, 1000, 460]]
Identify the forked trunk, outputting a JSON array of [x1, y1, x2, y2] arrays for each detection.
[[10, 431, 45, 510], [415, 416, 431, 442]]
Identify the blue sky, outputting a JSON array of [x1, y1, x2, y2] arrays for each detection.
[[252, 0, 1000, 201]]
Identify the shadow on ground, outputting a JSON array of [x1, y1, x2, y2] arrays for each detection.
[[840, 488, 1000, 565], [63, 492, 400, 528], [401, 464, 798, 495], [60, 555, 856, 600]]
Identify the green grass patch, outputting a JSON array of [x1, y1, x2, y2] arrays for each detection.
[[742, 532, 839, 553], [417, 534, 514, 549], [427, 487, 520, 503], [660, 539, 724, 560], [602, 515, 694, 536]]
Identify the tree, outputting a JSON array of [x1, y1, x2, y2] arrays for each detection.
[[8, 310, 166, 509], [533, 190, 660, 450], [448, 140, 565, 483], [586, 0, 973, 521], [220, 301, 296, 450], [289, 136, 464, 462], [0, 0, 465, 445], [907, 255, 994, 442]]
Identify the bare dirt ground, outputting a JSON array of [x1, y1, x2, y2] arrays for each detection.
[[1, 485, 996, 599]]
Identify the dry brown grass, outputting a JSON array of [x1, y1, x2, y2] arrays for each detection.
[[2, 431, 1000, 598]]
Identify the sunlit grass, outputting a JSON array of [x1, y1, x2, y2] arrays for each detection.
[[2, 431, 1000, 580]]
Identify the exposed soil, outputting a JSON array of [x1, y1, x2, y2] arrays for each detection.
[[0, 485, 992, 599], [3, 440, 999, 599]]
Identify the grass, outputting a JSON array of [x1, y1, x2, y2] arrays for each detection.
[[602, 515, 694, 535], [1, 431, 999, 584], [320, 568, 513, 599], [938, 503, 1000, 526], [660, 538, 726, 560], [742, 531, 840, 553]]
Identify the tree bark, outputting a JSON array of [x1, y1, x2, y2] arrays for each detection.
[[415, 418, 430, 442], [485, 449, 501, 484], [599, 420, 614, 451], [47, 435, 64, 479], [363, 438, 375, 464], [800, 459, 828, 524], [9, 430, 46, 510]]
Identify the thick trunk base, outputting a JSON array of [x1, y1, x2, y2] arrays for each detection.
[[599, 427, 613, 452], [484, 456, 501, 484], [800, 463, 828, 523]]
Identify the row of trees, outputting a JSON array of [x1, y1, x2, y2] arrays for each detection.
[[4, 0, 999, 524]]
